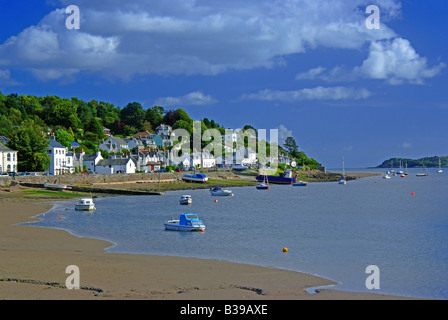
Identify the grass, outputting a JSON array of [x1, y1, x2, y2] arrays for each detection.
[[20, 188, 89, 198]]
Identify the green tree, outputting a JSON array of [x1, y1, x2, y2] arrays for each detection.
[[145, 106, 164, 129], [284, 136, 299, 157], [7, 120, 50, 171], [55, 128, 74, 149], [121, 102, 145, 130]]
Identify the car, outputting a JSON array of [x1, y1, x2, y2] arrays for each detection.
[[0, 172, 9, 176], [18, 172, 29, 176]]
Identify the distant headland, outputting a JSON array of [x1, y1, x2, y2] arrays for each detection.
[[375, 156, 447, 168]]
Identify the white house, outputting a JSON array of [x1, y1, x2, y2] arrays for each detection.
[[95, 157, 136, 174], [0, 143, 18, 173], [47, 139, 69, 175]]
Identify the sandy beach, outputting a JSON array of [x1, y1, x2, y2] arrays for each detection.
[[0, 174, 415, 300]]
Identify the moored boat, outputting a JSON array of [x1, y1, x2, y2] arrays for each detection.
[[164, 213, 205, 232], [182, 173, 208, 183], [179, 195, 192, 205], [255, 169, 295, 185], [44, 183, 67, 191], [75, 198, 95, 211], [256, 175, 270, 189], [210, 186, 233, 196]]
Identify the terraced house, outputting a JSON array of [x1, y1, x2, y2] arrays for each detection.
[[0, 142, 18, 174]]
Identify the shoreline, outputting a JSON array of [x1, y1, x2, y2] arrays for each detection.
[[0, 172, 418, 300]]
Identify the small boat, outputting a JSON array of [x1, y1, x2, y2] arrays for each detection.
[[438, 158, 443, 173], [164, 213, 205, 232], [292, 180, 307, 186], [44, 183, 67, 191], [179, 195, 192, 205], [232, 164, 249, 171], [383, 173, 391, 179], [416, 164, 429, 177], [256, 175, 270, 189], [75, 198, 95, 211], [182, 173, 208, 183], [210, 186, 234, 196]]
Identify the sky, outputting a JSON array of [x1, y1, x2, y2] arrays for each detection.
[[0, 0, 447, 168]]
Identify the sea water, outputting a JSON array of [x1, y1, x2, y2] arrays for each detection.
[[25, 168, 448, 299]]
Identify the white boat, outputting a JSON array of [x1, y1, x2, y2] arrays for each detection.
[[179, 195, 192, 205], [44, 183, 67, 191], [75, 198, 96, 211], [338, 157, 347, 185], [292, 180, 307, 186], [438, 158, 443, 173], [182, 173, 208, 183], [164, 213, 205, 232], [210, 186, 233, 196], [416, 164, 429, 177], [383, 173, 391, 179]]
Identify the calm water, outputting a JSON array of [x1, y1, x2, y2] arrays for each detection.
[[25, 168, 448, 299]]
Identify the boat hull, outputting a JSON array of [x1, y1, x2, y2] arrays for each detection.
[[164, 221, 205, 232], [292, 182, 307, 186], [182, 175, 208, 183], [75, 205, 95, 211], [255, 175, 294, 184], [44, 183, 67, 191]]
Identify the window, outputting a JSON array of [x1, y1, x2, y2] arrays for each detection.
[[7, 153, 11, 161]]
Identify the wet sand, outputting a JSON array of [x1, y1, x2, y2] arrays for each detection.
[[0, 178, 415, 300]]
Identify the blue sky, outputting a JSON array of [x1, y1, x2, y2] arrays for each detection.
[[0, 0, 447, 168]]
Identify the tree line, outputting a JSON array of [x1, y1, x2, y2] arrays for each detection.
[[0, 91, 319, 171]]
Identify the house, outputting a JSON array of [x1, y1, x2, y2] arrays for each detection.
[[83, 151, 103, 173], [95, 156, 136, 174], [154, 124, 175, 147], [138, 150, 163, 172], [0, 143, 18, 173], [98, 136, 129, 154], [47, 139, 69, 175]]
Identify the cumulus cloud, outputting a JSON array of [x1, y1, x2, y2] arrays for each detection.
[[296, 38, 445, 85], [0, 0, 400, 81], [357, 38, 446, 85], [154, 91, 218, 107], [277, 124, 293, 146], [241, 86, 372, 102]]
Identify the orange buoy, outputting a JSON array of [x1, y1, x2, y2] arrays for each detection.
[[282, 247, 288, 253], [267, 187, 270, 190], [411, 192, 415, 196], [214, 199, 218, 203]]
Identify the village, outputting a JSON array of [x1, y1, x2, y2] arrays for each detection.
[[1, 123, 306, 177]]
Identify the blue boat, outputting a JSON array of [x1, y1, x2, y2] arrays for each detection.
[[256, 169, 294, 185], [182, 173, 208, 183], [164, 213, 206, 232]]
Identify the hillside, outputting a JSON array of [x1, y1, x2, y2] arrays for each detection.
[[0, 91, 319, 171], [376, 156, 447, 168]]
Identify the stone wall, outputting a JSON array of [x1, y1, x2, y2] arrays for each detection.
[[9, 171, 238, 186]]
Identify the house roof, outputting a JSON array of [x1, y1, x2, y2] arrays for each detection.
[[84, 153, 101, 161], [0, 142, 16, 152], [96, 158, 132, 166], [48, 139, 66, 149]]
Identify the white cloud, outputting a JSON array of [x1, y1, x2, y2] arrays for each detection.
[[0, 0, 400, 81], [357, 38, 446, 85], [154, 91, 218, 107], [399, 142, 412, 149], [277, 124, 293, 145], [241, 86, 372, 102], [0, 69, 20, 85], [297, 38, 446, 85]]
